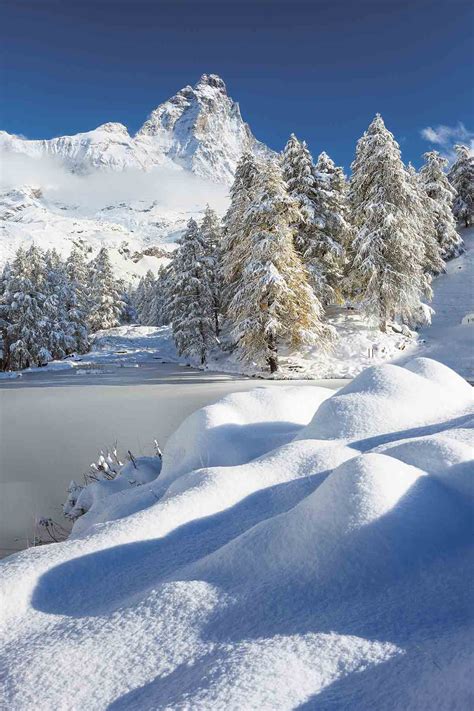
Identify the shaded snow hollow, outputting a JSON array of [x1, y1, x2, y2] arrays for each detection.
[[0, 357, 473, 710]]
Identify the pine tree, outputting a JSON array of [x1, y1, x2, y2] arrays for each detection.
[[282, 136, 349, 304], [221, 152, 261, 310], [200, 205, 222, 336], [88, 247, 124, 332], [2, 245, 52, 370], [169, 219, 216, 364], [282, 134, 316, 254], [43, 249, 75, 360], [406, 163, 445, 281], [308, 151, 351, 303], [149, 264, 172, 326], [134, 270, 156, 325], [65, 244, 91, 353], [66, 245, 91, 320], [348, 115, 428, 331], [448, 144, 474, 228], [420, 151, 463, 260], [227, 159, 333, 373]]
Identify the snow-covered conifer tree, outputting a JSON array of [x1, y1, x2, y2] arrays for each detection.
[[221, 152, 260, 309], [134, 270, 156, 325], [420, 151, 463, 260], [65, 244, 91, 353], [348, 114, 428, 330], [282, 134, 316, 253], [406, 163, 445, 281], [228, 159, 333, 373], [282, 137, 349, 304], [43, 249, 75, 360], [143, 265, 171, 327], [169, 218, 215, 364], [2, 245, 52, 370], [200, 205, 222, 336], [448, 144, 474, 228], [88, 247, 125, 332], [66, 245, 91, 320], [308, 151, 351, 303]]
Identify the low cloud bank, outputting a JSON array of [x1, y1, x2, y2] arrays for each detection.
[[0, 150, 229, 214]]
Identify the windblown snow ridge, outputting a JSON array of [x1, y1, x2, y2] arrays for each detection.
[[0, 357, 472, 710]]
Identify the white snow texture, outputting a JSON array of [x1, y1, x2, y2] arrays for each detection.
[[0, 356, 473, 710]]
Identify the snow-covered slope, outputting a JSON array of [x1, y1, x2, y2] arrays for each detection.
[[1, 358, 472, 709], [415, 226, 474, 379], [0, 74, 268, 183]]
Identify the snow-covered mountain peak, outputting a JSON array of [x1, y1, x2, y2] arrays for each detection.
[[135, 72, 267, 183], [196, 73, 228, 92], [96, 122, 130, 135], [1, 73, 269, 185]]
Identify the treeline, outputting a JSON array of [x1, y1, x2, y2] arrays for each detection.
[[0, 245, 130, 371], [134, 115, 472, 373]]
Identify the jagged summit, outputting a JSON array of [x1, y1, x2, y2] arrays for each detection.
[[0, 73, 270, 185], [196, 73, 227, 91]]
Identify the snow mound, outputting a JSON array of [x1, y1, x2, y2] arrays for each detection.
[[159, 385, 333, 485], [297, 357, 472, 442], [0, 358, 473, 710]]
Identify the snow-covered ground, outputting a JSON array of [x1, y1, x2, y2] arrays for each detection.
[[0, 357, 472, 709], [414, 226, 474, 379]]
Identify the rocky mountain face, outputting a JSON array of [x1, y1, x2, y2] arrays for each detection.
[[0, 74, 269, 184]]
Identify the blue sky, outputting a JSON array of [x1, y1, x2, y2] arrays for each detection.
[[1, 0, 473, 170]]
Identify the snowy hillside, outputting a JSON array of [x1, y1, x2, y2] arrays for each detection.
[[1, 358, 472, 709]]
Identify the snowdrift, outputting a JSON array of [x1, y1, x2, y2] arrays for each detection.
[[0, 358, 472, 710]]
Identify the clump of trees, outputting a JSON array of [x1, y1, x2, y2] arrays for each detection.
[[136, 114, 468, 372], [4, 116, 470, 375], [0, 244, 126, 371]]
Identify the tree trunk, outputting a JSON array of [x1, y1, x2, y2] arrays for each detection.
[[267, 334, 279, 373]]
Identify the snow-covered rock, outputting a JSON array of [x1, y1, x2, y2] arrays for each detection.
[[0, 357, 472, 709]]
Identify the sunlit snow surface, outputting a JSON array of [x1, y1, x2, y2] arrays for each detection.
[[1, 357, 473, 710]]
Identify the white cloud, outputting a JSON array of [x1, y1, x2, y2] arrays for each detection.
[[420, 122, 474, 161], [0, 150, 229, 215]]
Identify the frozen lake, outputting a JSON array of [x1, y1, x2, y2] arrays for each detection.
[[0, 362, 346, 556]]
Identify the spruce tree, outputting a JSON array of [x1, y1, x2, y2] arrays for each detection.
[[134, 270, 156, 325], [169, 218, 215, 364], [44, 249, 75, 360], [200, 205, 222, 336], [149, 264, 172, 326], [448, 144, 474, 228], [2, 245, 52, 370], [348, 114, 428, 331], [420, 151, 463, 260], [308, 151, 351, 303], [221, 152, 260, 310], [282, 134, 316, 254], [406, 163, 445, 281], [227, 159, 333, 373], [88, 247, 124, 332]]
